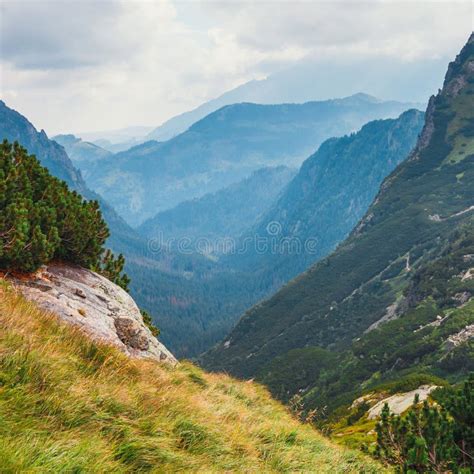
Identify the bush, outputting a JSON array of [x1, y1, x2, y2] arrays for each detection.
[[140, 309, 160, 337], [0, 141, 130, 292], [92, 249, 130, 292], [376, 375, 474, 472], [0, 140, 108, 272]]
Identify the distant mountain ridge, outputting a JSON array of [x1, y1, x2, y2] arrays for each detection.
[[145, 55, 437, 142], [202, 34, 474, 417], [53, 134, 112, 180], [138, 166, 296, 253], [86, 94, 421, 226]]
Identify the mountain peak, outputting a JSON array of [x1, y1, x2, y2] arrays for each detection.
[[346, 92, 380, 103], [442, 32, 474, 97]]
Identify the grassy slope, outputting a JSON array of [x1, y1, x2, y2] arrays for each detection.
[[0, 281, 383, 473]]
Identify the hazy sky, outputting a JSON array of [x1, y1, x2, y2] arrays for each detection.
[[0, 0, 472, 135]]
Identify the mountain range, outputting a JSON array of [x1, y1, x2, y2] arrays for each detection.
[[0, 96, 425, 360], [145, 56, 449, 143], [202, 34, 474, 424], [83, 94, 421, 226], [225, 109, 425, 290]]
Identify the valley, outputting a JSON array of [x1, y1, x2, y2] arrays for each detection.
[[202, 33, 474, 456], [1, 6, 472, 470]]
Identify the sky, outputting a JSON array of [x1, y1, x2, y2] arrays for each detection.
[[0, 0, 472, 135]]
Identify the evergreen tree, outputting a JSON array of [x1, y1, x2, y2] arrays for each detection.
[[92, 249, 130, 292], [376, 375, 474, 472], [140, 309, 161, 337], [0, 140, 108, 272]]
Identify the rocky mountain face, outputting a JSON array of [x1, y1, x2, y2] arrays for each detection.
[[0, 101, 87, 191], [86, 94, 419, 226], [225, 109, 424, 289], [138, 166, 296, 253], [10, 263, 176, 364], [202, 34, 474, 415]]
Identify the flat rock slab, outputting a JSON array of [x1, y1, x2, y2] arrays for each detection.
[[367, 385, 438, 419], [11, 263, 177, 365]]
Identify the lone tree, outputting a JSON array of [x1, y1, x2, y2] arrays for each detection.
[[0, 140, 127, 289]]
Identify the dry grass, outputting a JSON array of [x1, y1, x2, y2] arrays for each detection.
[[0, 280, 386, 472]]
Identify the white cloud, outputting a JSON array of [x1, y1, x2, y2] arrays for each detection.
[[0, 0, 471, 134]]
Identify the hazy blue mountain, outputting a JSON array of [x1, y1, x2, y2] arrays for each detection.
[[202, 35, 474, 418], [76, 125, 154, 152], [0, 101, 86, 191], [225, 109, 425, 290], [87, 94, 420, 226], [138, 166, 296, 254], [146, 56, 449, 142], [53, 134, 112, 180]]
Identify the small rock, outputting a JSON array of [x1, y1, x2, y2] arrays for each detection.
[[367, 385, 438, 419], [453, 291, 471, 306], [75, 288, 87, 299], [114, 317, 150, 351]]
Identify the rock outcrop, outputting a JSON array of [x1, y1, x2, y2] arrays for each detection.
[[10, 263, 176, 364], [367, 385, 438, 419]]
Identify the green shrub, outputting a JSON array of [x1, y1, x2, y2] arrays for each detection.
[[0, 140, 130, 291], [0, 140, 107, 272], [92, 249, 130, 292], [375, 375, 474, 472]]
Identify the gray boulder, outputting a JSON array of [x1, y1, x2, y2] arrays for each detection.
[[11, 263, 176, 364]]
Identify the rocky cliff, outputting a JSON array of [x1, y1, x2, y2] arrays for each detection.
[[8, 263, 176, 364]]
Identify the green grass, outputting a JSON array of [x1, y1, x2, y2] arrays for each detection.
[[0, 281, 385, 472]]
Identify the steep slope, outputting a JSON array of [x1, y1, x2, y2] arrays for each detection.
[[138, 166, 296, 253], [0, 100, 139, 254], [203, 33, 474, 400], [226, 109, 424, 289], [88, 94, 419, 226], [0, 100, 87, 191], [0, 281, 382, 473], [53, 134, 112, 179]]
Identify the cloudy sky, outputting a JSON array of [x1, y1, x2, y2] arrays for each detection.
[[0, 0, 472, 135]]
